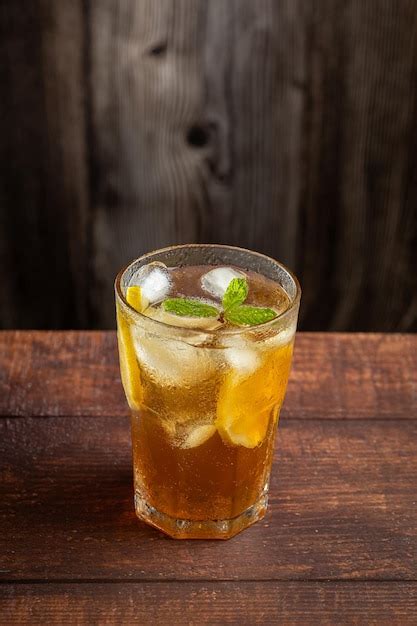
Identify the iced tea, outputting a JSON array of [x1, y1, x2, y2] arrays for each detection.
[[115, 245, 300, 539]]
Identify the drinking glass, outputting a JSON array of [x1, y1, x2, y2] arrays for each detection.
[[115, 244, 300, 539]]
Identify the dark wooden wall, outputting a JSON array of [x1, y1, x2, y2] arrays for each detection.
[[1, 0, 416, 331]]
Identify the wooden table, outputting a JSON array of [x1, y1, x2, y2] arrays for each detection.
[[1, 332, 416, 624]]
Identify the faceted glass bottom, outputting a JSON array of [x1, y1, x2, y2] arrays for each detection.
[[134, 489, 268, 539]]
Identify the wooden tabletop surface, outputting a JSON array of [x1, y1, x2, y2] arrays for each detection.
[[1, 331, 416, 624]]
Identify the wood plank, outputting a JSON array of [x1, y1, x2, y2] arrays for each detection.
[[0, 331, 124, 418], [1, 582, 417, 625], [0, 332, 415, 419], [89, 0, 207, 328], [288, 332, 417, 419], [1, 415, 416, 581], [1, 3, 416, 332], [87, 0, 417, 331], [87, 0, 306, 329], [0, 0, 90, 329], [299, 0, 417, 332]]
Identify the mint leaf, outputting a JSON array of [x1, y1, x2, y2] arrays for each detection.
[[222, 277, 248, 311], [225, 305, 277, 326], [162, 298, 219, 318]]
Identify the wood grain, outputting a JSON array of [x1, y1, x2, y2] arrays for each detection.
[[89, 0, 207, 327], [0, 331, 124, 418], [1, 415, 417, 581], [1, 582, 417, 625], [1, 331, 415, 623], [299, 0, 417, 332], [0, 332, 415, 419], [87, 0, 417, 331], [1, 1, 416, 331], [0, 0, 90, 329]]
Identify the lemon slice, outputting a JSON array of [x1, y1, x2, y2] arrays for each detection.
[[216, 342, 293, 448], [216, 372, 271, 448], [126, 285, 149, 313], [116, 286, 146, 410]]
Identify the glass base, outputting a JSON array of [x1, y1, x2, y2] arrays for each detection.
[[134, 490, 268, 539]]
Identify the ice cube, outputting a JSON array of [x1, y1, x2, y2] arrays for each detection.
[[180, 424, 216, 449], [129, 262, 171, 304], [263, 325, 296, 349], [131, 328, 216, 386], [160, 418, 216, 448], [201, 266, 246, 300], [224, 335, 260, 375]]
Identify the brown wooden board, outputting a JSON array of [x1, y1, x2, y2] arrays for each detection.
[[1, 415, 416, 581], [1, 582, 417, 625], [1, 2, 416, 332], [0, 331, 123, 418], [1, 332, 416, 419], [0, 1, 90, 329]]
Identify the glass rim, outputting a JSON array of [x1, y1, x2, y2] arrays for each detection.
[[115, 243, 301, 337]]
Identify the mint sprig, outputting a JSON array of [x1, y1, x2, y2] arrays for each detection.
[[222, 276, 278, 326], [224, 304, 277, 326], [162, 298, 219, 318], [161, 276, 278, 327], [221, 277, 248, 310]]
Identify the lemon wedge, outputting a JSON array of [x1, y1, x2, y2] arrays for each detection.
[[216, 342, 293, 448], [126, 285, 149, 313], [116, 286, 146, 410]]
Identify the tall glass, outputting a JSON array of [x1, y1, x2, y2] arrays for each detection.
[[115, 244, 300, 539]]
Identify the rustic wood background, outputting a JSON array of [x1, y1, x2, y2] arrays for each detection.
[[1, 331, 417, 622], [0, 0, 416, 331]]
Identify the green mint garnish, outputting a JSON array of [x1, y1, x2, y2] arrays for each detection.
[[221, 276, 277, 326], [224, 304, 277, 326], [161, 276, 278, 326], [222, 277, 248, 311], [162, 298, 219, 318]]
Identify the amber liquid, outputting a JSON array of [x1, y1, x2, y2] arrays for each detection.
[[125, 265, 294, 538], [131, 409, 276, 521]]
